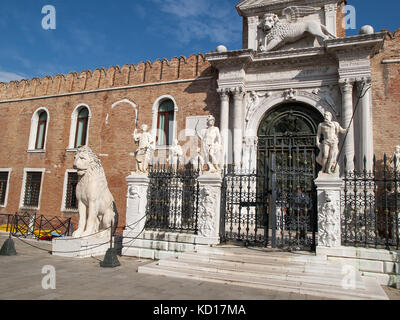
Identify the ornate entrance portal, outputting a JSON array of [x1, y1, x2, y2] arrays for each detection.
[[258, 103, 323, 251], [221, 103, 323, 251]]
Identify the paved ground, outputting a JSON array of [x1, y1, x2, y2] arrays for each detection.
[[0, 234, 398, 300]]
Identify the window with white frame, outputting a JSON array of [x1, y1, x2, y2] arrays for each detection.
[[157, 99, 175, 146], [28, 108, 49, 151], [21, 170, 44, 209], [62, 170, 79, 211], [68, 104, 91, 150], [152, 96, 178, 148], [0, 169, 11, 207]]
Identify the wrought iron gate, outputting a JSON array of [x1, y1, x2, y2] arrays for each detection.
[[221, 103, 322, 251], [221, 145, 317, 251]]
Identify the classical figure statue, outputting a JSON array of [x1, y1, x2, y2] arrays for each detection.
[[316, 111, 348, 175], [389, 146, 400, 193], [196, 115, 222, 173], [258, 6, 336, 52], [72, 146, 118, 238], [390, 146, 400, 173], [169, 139, 183, 168], [133, 124, 155, 174]]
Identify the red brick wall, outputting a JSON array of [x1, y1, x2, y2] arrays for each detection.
[[371, 30, 400, 159], [0, 54, 218, 231]]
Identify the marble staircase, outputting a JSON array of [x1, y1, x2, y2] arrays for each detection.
[[138, 246, 389, 300]]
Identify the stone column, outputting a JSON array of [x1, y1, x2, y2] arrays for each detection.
[[315, 175, 343, 252], [247, 16, 260, 50], [232, 87, 245, 169], [358, 77, 373, 171], [123, 174, 150, 240], [197, 174, 223, 245], [218, 88, 230, 165], [339, 79, 355, 170], [324, 3, 338, 36]]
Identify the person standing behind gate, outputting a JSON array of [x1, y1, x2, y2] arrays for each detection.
[[316, 111, 348, 175]]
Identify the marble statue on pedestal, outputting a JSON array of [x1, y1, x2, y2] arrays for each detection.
[[258, 7, 336, 52], [196, 115, 223, 174], [316, 111, 348, 175], [72, 146, 118, 238], [169, 139, 183, 169], [133, 124, 155, 174]]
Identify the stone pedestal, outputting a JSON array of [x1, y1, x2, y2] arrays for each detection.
[[197, 173, 223, 245], [315, 174, 343, 249], [52, 236, 112, 258], [124, 173, 150, 240]]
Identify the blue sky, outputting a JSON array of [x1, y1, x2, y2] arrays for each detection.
[[0, 0, 399, 82]]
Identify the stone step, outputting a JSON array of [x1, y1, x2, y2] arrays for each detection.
[[181, 250, 331, 267], [177, 252, 350, 276], [122, 238, 199, 252], [157, 258, 366, 288], [122, 247, 182, 260], [195, 246, 328, 263], [138, 263, 388, 300]]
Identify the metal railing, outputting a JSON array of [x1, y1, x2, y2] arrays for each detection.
[[0, 213, 14, 233], [0, 212, 73, 240], [145, 162, 200, 234], [342, 155, 400, 250]]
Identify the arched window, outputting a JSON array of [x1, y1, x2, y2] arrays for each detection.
[[28, 108, 49, 152], [74, 107, 89, 148], [157, 100, 175, 146], [35, 111, 47, 150]]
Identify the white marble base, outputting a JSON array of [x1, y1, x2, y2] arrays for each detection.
[[317, 246, 400, 286], [52, 236, 113, 258]]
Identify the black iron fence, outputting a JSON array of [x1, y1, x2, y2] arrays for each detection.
[[0, 212, 72, 240], [342, 155, 400, 250], [145, 163, 200, 234], [220, 166, 269, 246]]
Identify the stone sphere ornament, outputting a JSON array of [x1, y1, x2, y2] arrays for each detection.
[[359, 25, 375, 35], [216, 45, 227, 53]]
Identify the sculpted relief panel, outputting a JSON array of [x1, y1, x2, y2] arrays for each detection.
[[257, 6, 336, 52]]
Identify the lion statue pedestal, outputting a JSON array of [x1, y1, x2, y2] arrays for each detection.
[[52, 146, 119, 258], [52, 235, 112, 258]]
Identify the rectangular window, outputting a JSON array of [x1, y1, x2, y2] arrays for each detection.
[[0, 172, 9, 206], [23, 172, 42, 208], [65, 172, 79, 210]]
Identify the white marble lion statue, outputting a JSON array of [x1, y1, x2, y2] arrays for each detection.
[[72, 146, 118, 238], [258, 6, 336, 52]]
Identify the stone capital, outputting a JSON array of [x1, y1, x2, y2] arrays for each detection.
[[339, 79, 354, 94], [355, 76, 372, 87], [247, 16, 259, 25], [230, 87, 245, 99], [217, 88, 229, 101], [324, 3, 337, 13]]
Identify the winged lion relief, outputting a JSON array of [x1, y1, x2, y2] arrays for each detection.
[[258, 6, 336, 52]]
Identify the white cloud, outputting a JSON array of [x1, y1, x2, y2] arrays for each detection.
[[0, 71, 25, 82], [150, 0, 241, 46]]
